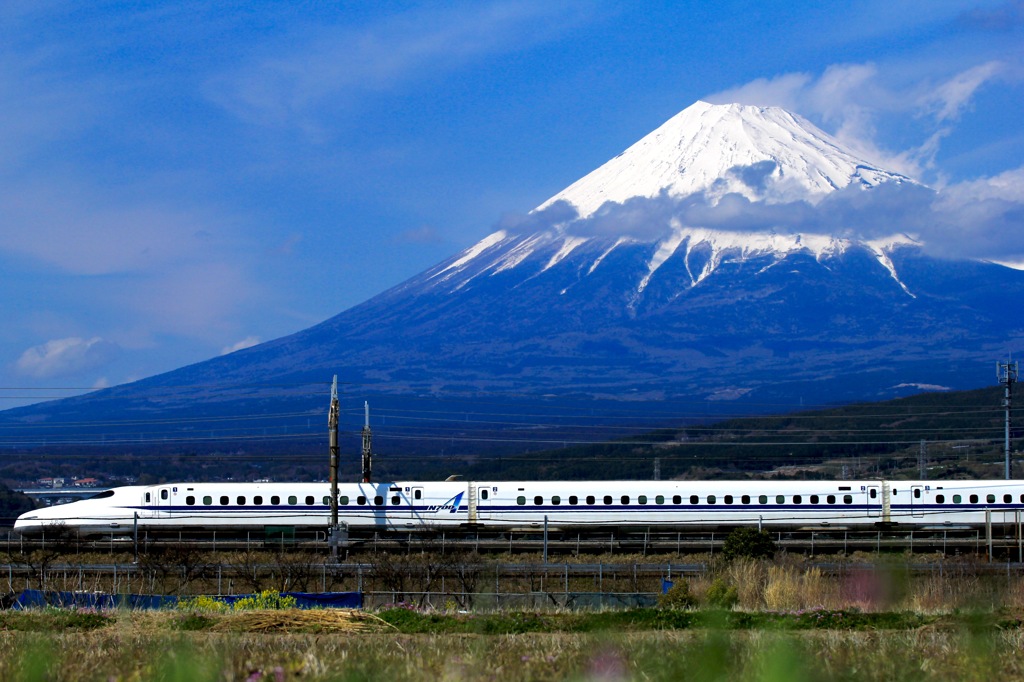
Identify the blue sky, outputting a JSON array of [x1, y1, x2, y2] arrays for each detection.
[[1, 1, 1022, 408]]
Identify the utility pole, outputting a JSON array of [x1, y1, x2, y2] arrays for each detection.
[[328, 376, 340, 559], [999, 360, 1018, 480], [361, 401, 373, 484]]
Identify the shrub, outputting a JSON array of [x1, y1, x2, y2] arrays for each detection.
[[704, 577, 739, 609], [232, 590, 297, 611], [658, 581, 698, 610], [721, 527, 777, 562], [172, 612, 217, 631], [176, 595, 230, 613]]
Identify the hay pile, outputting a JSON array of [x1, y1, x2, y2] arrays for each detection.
[[212, 608, 395, 633]]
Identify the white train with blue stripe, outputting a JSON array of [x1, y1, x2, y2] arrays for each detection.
[[14, 478, 1024, 537]]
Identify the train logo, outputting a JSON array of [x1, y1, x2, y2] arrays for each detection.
[[427, 492, 464, 514]]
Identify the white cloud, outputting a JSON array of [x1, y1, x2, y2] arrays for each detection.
[[545, 162, 1024, 263], [14, 336, 119, 378], [923, 61, 1004, 123], [705, 60, 1010, 182], [221, 336, 261, 355]]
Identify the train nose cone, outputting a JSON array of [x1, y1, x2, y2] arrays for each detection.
[[13, 513, 43, 537]]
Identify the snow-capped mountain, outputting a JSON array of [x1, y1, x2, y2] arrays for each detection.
[[423, 101, 921, 307], [539, 100, 911, 216], [6, 101, 1024, 448]]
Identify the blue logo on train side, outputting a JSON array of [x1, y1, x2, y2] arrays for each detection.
[[427, 492, 464, 513]]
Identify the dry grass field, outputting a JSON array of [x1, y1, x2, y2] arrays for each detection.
[[1, 621, 1023, 681], [5, 548, 1024, 680]]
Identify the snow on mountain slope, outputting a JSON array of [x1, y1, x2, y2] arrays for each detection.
[[539, 100, 911, 217], [427, 100, 920, 298]]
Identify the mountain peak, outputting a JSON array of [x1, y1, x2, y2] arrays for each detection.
[[539, 100, 911, 218]]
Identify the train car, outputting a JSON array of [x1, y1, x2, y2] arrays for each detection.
[[14, 478, 1024, 538]]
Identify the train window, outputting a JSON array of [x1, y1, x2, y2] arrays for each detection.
[[690, 495, 698, 505], [913, 489, 921, 499], [535, 496, 544, 505], [793, 495, 802, 504], [810, 495, 819, 504], [673, 495, 681, 505], [742, 495, 750, 504], [287, 495, 297, 505], [970, 495, 979, 504], [186, 496, 195, 505], [569, 496, 579, 505], [776, 495, 785, 504], [1005, 494, 1012, 503], [604, 496, 613, 505], [843, 495, 853, 504], [253, 496, 263, 506], [621, 495, 630, 505], [322, 496, 330, 505], [220, 496, 229, 505], [237, 496, 246, 505], [305, 496, 314, 505], [358, 496, 367, 505], [414, 490, 422, 500], [203, 496, 212, 505], [161, 489, 169, 500], [936, 494, 945, 503], [586, 496, 595, 505], [827, 495, 836, 504], [552, 496, 561, 505], [869, 489, 877, 499], [638, 495, 648, 505], [1021, 495, 1024, 503], [145, 492, 151, 503], [987, 494, 996, 504], [392, 495, 401, 505], [340, 496, 348, 505], [723, 495, 733, 505], [374, 495, 384, 506], [517, 496, 526, 505], [759, 495, 768, 504], [656, 495, 665, 505], [707, 495, 716, 504], [271, 496, 280, 505], [953, 494, 962, 503]]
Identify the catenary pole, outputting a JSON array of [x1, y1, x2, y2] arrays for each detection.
[[328, 376, 340, 557]]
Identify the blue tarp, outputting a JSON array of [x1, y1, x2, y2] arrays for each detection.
[[11, 589, 362, 610]]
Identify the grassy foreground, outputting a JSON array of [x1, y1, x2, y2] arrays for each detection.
[[0, 607, 1023, 681]]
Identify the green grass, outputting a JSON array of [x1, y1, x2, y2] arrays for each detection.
[[0, 608, 114, 631], [373, 607, 932, 634], [0, 625, 1021, 681], [0, 606, 1020, 680]]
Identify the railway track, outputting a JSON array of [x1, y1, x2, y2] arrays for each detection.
[[2, 526, 1021, 559]]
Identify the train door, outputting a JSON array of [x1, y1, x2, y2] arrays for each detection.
[[476, 485, 492, 522], [910, 485, 925, 518], [158, 487, 172, 518], [409, 487, 425, 524], [866, 485, 881, 517]]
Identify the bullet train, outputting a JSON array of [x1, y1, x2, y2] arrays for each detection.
[[14, 478, 1024, 538]]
